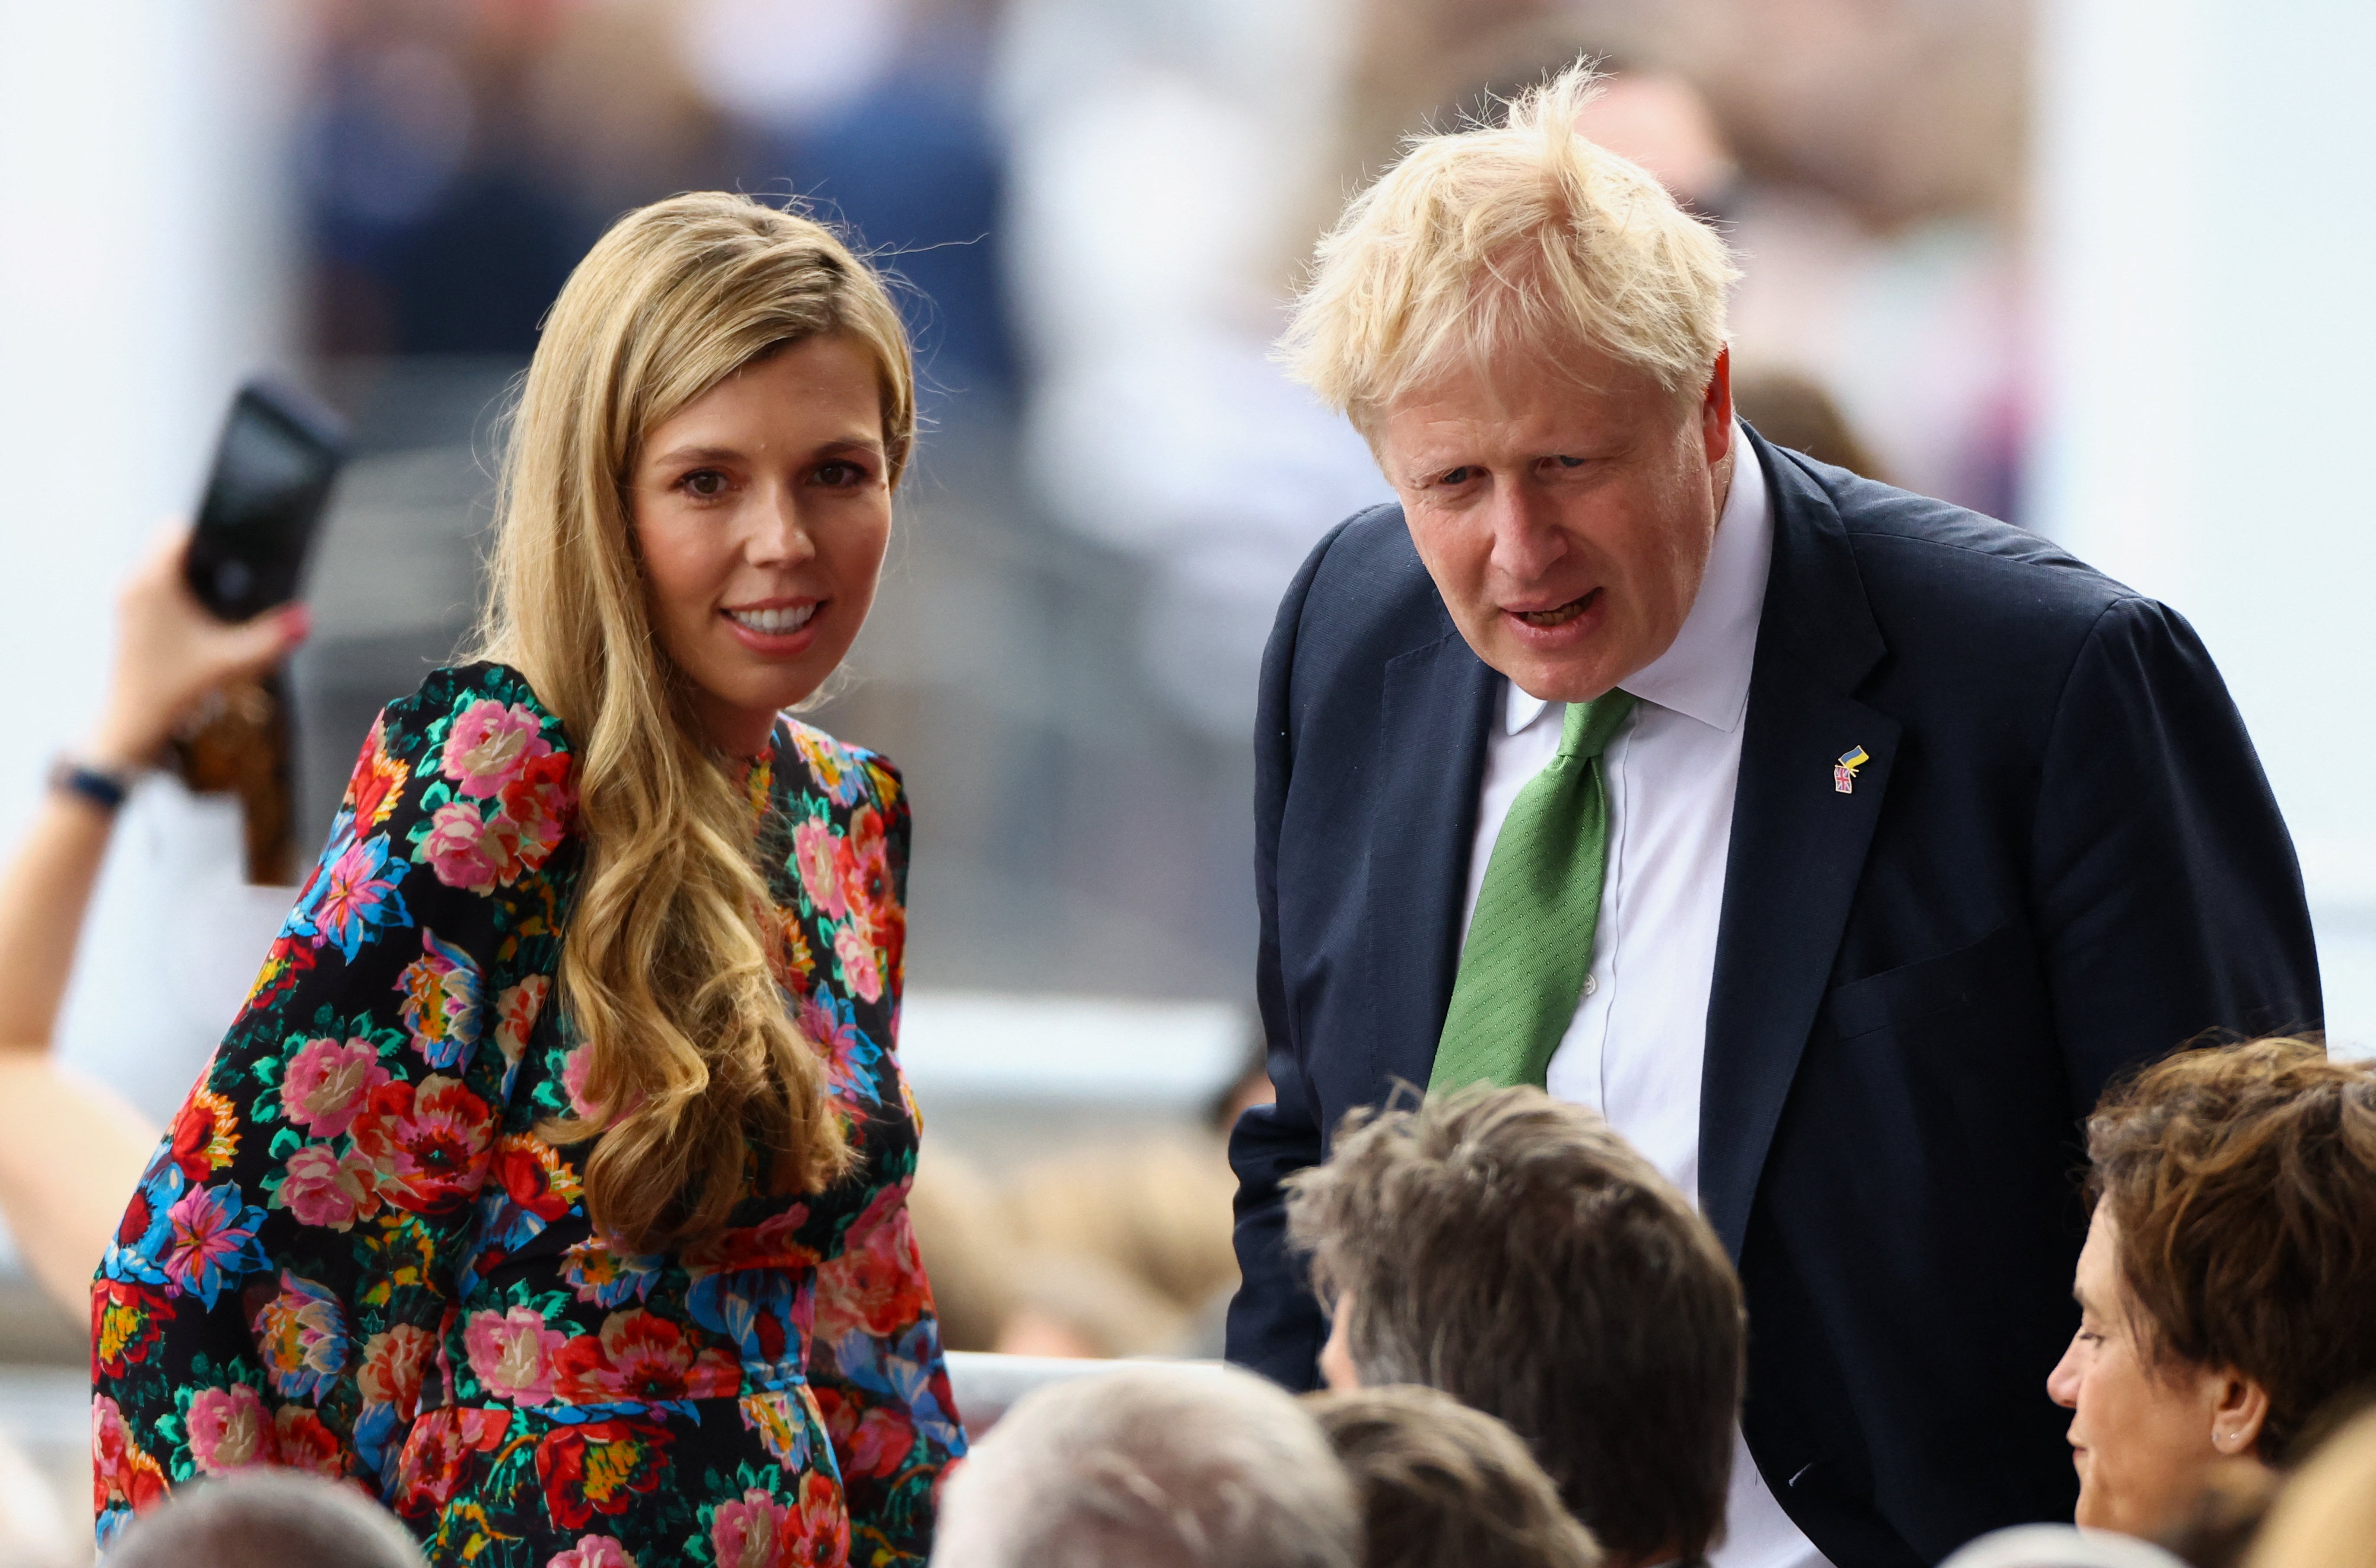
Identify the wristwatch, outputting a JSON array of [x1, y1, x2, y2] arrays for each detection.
[[49, 755, 137, 813]]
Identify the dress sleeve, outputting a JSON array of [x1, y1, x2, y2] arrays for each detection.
[[799, 757, 966, 1567], [91, 667, 577, 1542]]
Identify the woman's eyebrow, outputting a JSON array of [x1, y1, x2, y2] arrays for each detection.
[[647, 443, 743, 467]]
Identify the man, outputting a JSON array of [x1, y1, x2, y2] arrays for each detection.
[[930, 1364, 1358, 1568], [1293, 1088, 1736, 1567], [1225, 61, 2321, 1568]]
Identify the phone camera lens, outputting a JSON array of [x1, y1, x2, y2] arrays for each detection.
[[217, 562, 253, 603]]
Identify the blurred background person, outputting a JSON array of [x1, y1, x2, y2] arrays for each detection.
[[2048, 1040, 2376, 1543], [1286, 1089, 1743, 1568], [0, 528, 306, 1320], [931, 1363, 1360, 1568], [1307, 1383, 1604, 1568], [104, 1471, 426, 1568], [2240, 1404, 2376, 1568]]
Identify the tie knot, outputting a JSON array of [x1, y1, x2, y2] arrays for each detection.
[[1557, 689, 1636, 760]]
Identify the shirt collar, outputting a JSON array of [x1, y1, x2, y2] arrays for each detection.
[[1504, 424, 1775, 737]]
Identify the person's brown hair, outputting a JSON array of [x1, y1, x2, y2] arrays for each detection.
[[2086, 1038, 2376, 1465], [1285, 1086, 1742, 1566], [1307, 1384, 1603, 1568]]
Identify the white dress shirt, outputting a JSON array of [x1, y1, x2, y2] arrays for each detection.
[[1457, 434, 1831, 1568]]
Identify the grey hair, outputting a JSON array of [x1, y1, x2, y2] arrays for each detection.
[[931, 1365, 1361, 1568], [105, 1471, 425, 1568]]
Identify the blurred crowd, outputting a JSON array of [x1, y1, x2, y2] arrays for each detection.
[[294, 0, 2027, 743]]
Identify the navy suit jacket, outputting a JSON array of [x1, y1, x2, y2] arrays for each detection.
[[1224, 429, 2322, 1565]]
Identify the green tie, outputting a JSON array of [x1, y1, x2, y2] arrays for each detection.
[[1429, 689, 1636, 1093]]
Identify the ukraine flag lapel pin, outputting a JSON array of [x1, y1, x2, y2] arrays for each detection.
[[1834, 745, 1871, 795]]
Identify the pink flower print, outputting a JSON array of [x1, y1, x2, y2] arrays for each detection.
[[422, 801, 522, 894], [712, 1487, 797, 1568], [162, 1183, 267, 1308], [833, 924, 883, 1005], [273, 1143, 378, 1230], [307, 833, 412, 962], [396, 928, 484, 1069], [282, 1037, 390, 1139], [792, 819, 846, 920], [549, 1538, 638, 1568], [465, 1305, 569, 1407], [442, 698, 552, 798], [185, 1384, 270, 1474], [251, 1272, 349, 1403], [562, 1043, 599, 1118]]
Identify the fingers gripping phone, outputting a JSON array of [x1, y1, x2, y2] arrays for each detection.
[[172, 380, 349, 884]]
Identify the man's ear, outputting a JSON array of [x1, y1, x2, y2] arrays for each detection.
[[1700, 346, 1734, 464], [2208, 1370, 2273, 1457]]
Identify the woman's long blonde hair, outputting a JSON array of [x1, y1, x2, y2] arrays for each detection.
[[473, 192, 917, 1251]]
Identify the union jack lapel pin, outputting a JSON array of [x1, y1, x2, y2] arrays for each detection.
[[1834, 745, 1870, 794]]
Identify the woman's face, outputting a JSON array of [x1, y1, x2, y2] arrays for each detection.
[[2046, 1207, 2266, 1536], [629, 334, 892, 755]]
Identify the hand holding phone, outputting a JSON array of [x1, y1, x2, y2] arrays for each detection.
[[167, 379, 349, 884]]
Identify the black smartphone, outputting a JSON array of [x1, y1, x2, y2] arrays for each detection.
[[184, 378, 348, 621]]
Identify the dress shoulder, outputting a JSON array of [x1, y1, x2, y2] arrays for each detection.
[[778, 718, 905, 822]]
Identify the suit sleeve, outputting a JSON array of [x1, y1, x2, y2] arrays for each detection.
[[1223, 527, 1344, 1390], [2031, 596, 2322, 1114], [90, 673, 575, 1537]]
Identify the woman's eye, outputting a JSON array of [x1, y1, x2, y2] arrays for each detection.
[[680, 469, 729, 498], [815, 461, 867, 488]]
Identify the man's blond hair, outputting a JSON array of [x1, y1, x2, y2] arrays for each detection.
[[1280, 61, 1738, 431]]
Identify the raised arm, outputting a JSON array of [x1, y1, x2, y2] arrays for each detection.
[[91, 667, 576, 1539], [2032, 595, 2322, 1112], [0, 526, 305, 1319]]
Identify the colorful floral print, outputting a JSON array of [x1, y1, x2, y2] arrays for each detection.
[[95, 663, 960, 1565]]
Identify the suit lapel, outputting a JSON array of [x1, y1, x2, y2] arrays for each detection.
[[1364, 630, 1500, 1111], [1701, 432, 1898, 1262]]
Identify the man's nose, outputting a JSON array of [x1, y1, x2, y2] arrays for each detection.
[[1484, 482, 1566, 582]]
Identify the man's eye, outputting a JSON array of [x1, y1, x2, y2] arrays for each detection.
[[1439, 466, 1475, 486], [1556, 454, 1585, 468], [680, 469, 729, 498]]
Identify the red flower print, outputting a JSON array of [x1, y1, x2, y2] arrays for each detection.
[[795, 1472, 851, 1568], [394, 1406, 511, 1522], [836, 808, 892, 927], [169, 1088, 239, 1183], [491, 1133, 582, 1224], [348, 1075, 493, 1215], [499, 750, 575, 874], [533, 1419, 669, 1531], [812, 1184, 927, 1343], [684, 1206, 817, 1279], [91, 1280, 169, 1380], [273, 1404, 347, 1479], [92, 1395, 168, 1514], [346, 716, 412, 828], [550, 1310, 741, 1405]]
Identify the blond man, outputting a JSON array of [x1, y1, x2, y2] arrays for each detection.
[[1224, 60, 2319, 1568]]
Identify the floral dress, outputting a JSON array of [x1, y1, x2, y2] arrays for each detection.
[[92, 663, 964, 1568]]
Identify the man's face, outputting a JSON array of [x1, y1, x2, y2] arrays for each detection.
[[1375, 345, 1734, 702]]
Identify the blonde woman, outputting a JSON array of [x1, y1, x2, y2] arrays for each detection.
[[93, 193, 962, 1566]]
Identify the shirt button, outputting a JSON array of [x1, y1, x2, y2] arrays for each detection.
[[1582, 974, 1599, 996]]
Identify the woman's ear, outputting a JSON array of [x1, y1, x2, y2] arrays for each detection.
[[2208, 1371, 2272, 1458]]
